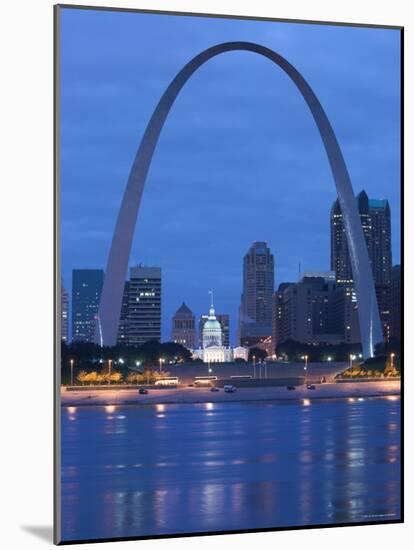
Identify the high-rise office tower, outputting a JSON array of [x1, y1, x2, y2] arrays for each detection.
[[272, 282, 292, 353], [330, 191, 372, 283], [171, 302, 196, 349], [370, 198, 392, 285], [117, 281, 130, 345], [61, 279, 69, 342], [216, 314, 230, 348], [370, 198, 392, 341], [390, 264, 401, 342], [330, 190, 392, 339], [273, 273, 360, 348], [72, 269, 104, 343], [123, 265, 161, 346], [239, 241, 274, 342]]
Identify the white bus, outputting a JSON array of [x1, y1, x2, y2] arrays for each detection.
[[154, 377, 179, 387], [194, 376, 218, 386]]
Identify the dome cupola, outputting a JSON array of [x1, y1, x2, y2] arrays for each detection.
[[202, 291, 222, 348]]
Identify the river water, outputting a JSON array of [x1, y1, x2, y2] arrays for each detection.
[[61, 396, 401, 542]]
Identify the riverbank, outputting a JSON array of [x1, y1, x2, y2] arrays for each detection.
[[61, 380, 400, 407]]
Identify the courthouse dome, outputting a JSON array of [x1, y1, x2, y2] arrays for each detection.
[[202, 292, 222, 348]]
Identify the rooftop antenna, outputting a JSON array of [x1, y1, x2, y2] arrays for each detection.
[[209, 289, 214, 309]]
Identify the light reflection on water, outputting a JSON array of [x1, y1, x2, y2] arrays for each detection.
[[61, 396, 400, 541]]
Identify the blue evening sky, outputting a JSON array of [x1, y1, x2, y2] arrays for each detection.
[[60, 8, 401, 344]]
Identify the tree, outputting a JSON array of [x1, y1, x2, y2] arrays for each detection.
[[384, 357, 399, 378], [110, 372, 122, 384], [126, 372, 140, 384], [77, 371, 88, 385], [61, 339, 197, 387], [276, 339, 362, 362], [88, 372, 101, 385], [95, 373, 105, 385]]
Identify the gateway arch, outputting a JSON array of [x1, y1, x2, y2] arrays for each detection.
[[97, 41, 382, 358]]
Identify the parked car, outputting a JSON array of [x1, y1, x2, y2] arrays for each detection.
[[307, 384, 316, 390], [224, 384, 236, 393], [139, 388, 148, 395], [210, 387, 220, 392], [286, 385, 296, 390]]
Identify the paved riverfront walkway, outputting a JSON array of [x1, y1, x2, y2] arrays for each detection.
[[61, 380, 400, 407]]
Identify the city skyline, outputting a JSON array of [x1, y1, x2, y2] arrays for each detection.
[[61, 10, 400, 344], [63, 187, 399, 345], [56, 7, 402, 544], [65, 214, 400, 348]]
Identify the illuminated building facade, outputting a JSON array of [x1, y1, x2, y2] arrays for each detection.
[[193, 292, 248, 363], [61, 280, 69, 342], [331, 190, 392, 340], [238, 241, 274, 345], [72, 269, 104, 343], [171, 302, 196, 349], [118, 266, 161, 346]]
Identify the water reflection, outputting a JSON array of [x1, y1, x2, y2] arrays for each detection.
[[61, 397, 401, 541]]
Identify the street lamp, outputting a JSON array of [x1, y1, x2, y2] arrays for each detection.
[[108, 359, 112, 384], [253, 355, 256, 379], [390, 352, 395, 370], [70, 358, 74, 386], [327, 356, 332, 362], [303, 355, 308, 384], [349, 354, 355, 369], [159, 357, 164, 374]]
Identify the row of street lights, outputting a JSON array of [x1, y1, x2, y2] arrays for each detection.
[[349, 353, 364, 369], [67, 351, 397, 386], [252, 356, 268, 379]]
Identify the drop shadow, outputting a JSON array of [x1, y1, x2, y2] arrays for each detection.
[[21, 525, 54, 543]]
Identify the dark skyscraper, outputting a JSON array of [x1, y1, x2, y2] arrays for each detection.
[[370, 198, 392, 285], [72, 269, 104, 343], [216, 314, 230, 348], [273, 273, 360, 349], [117, 281, 130, 345], [61, 279, 69, 342], [370, 198, 392, 341], [330, 190, 392, 340], [331, 191, 372, 283], [390, 264, 401, 342], [171, 302, 196, 349], [239, 241, 274, 342], [272, 283, 291, 353], [120, 266, 161, 347]]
